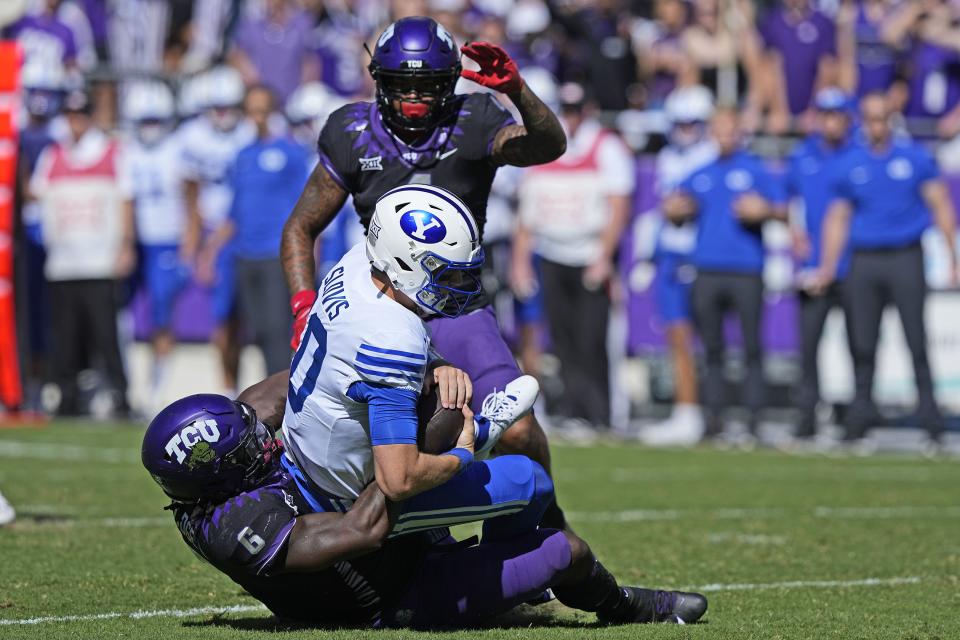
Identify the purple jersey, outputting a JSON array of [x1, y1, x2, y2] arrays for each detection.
[[760, 8, 837, 114], [905, 41, 960, 118], [232, 10, 314, 103], [4, 14, 77, 67], [648, 33, 683, 105], [172, 470, 429, 625], [317, 92, 515, 237], [19, 123, 56, 175], [853, 3, 898, 97], [311, 20, 366, 97]]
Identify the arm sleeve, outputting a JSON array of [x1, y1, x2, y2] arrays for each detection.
[[180, 131, 204, 182], [316, 105, 359, 192], [201, 489, 298, 577], [915, 146, 941, 185], [346, 382, 419, 446], [828, 157, 855, 203], [757, 161, 787, 205], [471, 93, 517, 158], [597, 134, 636, 196], [29, 147, 54, 195], [114, 144, 133, 199]]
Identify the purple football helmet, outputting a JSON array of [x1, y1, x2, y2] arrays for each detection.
[[368, 16, 461, 132], [141, 394, 281, 502]]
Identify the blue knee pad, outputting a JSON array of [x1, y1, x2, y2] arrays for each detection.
[[481, 457, 554, 542]]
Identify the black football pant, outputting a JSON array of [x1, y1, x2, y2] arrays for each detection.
[[796, 281, 852, 434], [539, 258, 610, 427], [844, 243, 942, 437], [691, 271, 765, 430], [236, 257, 292, 376], [48, 279, 128, 413]]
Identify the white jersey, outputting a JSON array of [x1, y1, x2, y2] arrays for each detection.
[[655, 139, 717, 256], [123, 133, 187, 245], [177, 116, 255, 227], [282, 244, 430, 502]]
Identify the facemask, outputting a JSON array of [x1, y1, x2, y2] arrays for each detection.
[[137, 123, 167, 145]]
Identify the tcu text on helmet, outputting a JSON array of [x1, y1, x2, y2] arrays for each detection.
[[165, 419, 221, 464]]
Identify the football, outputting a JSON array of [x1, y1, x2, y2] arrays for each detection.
[[417, 386, 464, 454]]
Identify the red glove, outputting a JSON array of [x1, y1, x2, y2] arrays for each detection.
[[290, 290, 317, 350], [460, 42, 524, 95]]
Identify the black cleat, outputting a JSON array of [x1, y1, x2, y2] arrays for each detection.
[[597, 588, 708, 625]]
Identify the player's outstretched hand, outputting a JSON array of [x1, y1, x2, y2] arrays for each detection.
[[460, 42, 523, 94], [432, 365, 473, 410]]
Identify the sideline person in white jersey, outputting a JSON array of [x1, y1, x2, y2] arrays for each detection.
[[121, 81, 189, 399], [282, 185, 545, 537], [178, 66, 255, 397], [640, 85, 717, 447]]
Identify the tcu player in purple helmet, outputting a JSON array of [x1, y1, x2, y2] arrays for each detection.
[[141, 391, 708, 628], [280, 17, 568, 528]]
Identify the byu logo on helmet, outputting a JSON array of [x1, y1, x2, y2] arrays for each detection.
[[165, 419, 221, 464], [400, 209, 447, 243]]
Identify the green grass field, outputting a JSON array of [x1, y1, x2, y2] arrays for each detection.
[[1, 422, 958, 640]]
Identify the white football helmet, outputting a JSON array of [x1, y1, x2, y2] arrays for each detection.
[[665, 85, 714, 148], [200, 66, 245, 110], [286, 81, 344, 128], [664, 85, 714, 125], [366, 184, 484, 318], [123, 81, 176, 122]]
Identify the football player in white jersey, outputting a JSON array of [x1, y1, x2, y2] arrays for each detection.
[[122, 81, 189, 398], [282, 185, 547, 536], [640, 85, 717, 446], [178, 66, 255, 397]]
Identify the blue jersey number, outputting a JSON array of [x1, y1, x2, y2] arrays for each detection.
[[288, 314, 328, 413]]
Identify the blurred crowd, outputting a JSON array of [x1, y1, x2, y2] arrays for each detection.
[[5, 0, 960, 450]]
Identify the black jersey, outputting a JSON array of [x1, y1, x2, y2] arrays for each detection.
[[172, 470, 428, 626], [317, 92, 515, 240]]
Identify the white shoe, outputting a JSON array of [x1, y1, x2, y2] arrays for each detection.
[[639, 405, 704, 447], [0, 490, 15, 526], [474, 375, 540, 459]]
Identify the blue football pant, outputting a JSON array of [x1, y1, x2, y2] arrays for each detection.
[[390, 455, 554, 540]]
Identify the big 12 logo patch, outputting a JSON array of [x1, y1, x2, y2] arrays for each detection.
[[165, 419, 221, 465]]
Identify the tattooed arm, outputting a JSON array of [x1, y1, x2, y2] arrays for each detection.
[[491, 84, 567, 167], [280, 163, 349, 295]]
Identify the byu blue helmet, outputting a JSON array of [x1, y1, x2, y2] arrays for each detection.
[[368, 16, 462, 132], [141, 394, 280, 503]]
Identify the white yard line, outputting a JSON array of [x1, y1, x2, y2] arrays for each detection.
[[0, 604, 267, 626], [567, 505, 960, 522], [13, 516, 169, 529], [0, 577, 925, 626], [690, 576, 922, 592], [0, 440, 139, 463]]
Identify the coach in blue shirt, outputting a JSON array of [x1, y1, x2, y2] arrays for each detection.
[[786, 88, 855, 441], [663, 108, 786, 441], [816, 92, 959, 444], [201, 85, 309, 374]]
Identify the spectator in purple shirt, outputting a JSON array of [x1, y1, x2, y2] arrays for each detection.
[[4, 0, 78, 70], [640, 0, 695, 107], [228, 0, 319, 104], [835, 0, 901, 99], [760, 0, 839, 129]]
